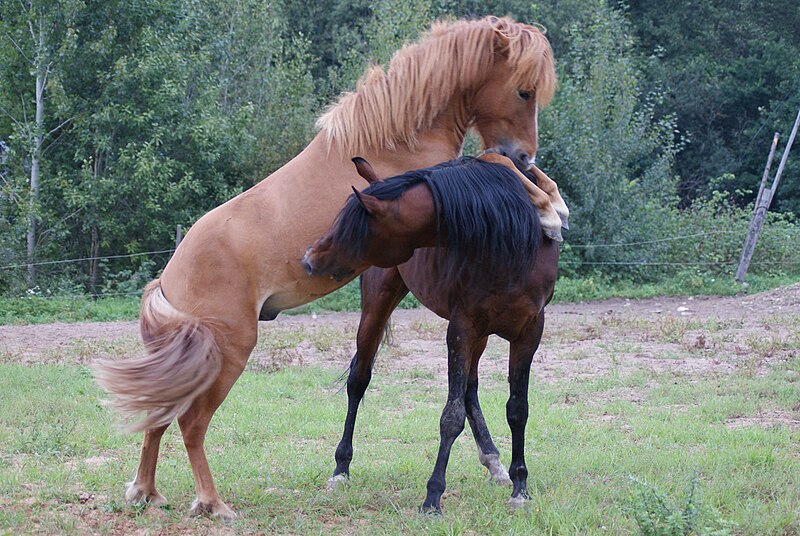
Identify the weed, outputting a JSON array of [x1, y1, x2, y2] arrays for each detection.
[[657, 317, 701, 344], [102, 500, 125, 513], [627, 475, 724, 536]]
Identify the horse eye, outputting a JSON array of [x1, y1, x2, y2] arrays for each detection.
[[518, 90, 532, 101]]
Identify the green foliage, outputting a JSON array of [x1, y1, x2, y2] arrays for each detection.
[[0, 296, 140, 324], [628, 476, 698, 536], [626, 475, 733, 536], [0, 0, 318, 293], [539, 2, 681, 276], [625, 0, 800, 212], [1, 0, 799, 295]]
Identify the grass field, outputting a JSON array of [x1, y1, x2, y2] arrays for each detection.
[[1, 286, 799, 534], [0, 363, 798, 534]]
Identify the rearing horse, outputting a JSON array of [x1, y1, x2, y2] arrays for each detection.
[[94, 16, 558, 519]]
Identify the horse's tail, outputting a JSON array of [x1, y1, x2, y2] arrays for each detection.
[[93, 279, 222, 434]]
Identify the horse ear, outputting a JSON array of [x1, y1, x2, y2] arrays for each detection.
[[351, 186, 386, 218], [352, 157, 380, 184], [492, 27, 511, 54]]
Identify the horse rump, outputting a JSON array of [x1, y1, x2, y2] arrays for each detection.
[[92, 280, 222, 433]]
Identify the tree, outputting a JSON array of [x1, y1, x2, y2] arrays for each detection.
[[0, 0, 81, 288], [536, 2, 680, 275], [625, 0, 800, 212]]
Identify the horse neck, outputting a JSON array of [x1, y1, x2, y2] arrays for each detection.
[[396, 183, 442, 250], [362, 101, 469, 177]]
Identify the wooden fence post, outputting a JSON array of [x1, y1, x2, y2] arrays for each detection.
[[175, 224, 183, 250], [736, 108, 800, 283], [735, 133, 779, 283]]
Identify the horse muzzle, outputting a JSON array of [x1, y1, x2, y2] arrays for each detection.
[[484, 146, 535, 171]]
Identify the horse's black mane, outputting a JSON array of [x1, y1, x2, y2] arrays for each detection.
[[329, 156, 542, 289]]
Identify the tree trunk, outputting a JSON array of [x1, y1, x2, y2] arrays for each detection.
[[88, 225, 100, 297], [26, 65, 45, 289]]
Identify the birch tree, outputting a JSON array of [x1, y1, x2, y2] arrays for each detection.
[[0, 0, 79, 288]]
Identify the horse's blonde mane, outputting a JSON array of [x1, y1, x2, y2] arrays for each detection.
[[316, 16, 557, 156]]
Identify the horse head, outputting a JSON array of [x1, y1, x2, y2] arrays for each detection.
[[470, 18, 556, 170], [303, 158, 436, 280]]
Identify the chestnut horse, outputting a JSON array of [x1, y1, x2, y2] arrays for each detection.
[[303, 156, 560, 512], [93, 16, 558, 519]]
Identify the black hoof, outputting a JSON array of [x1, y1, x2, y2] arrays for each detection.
[[419, 503, 442, 517]]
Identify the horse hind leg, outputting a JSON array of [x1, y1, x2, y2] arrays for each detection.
[[125, 424, 170, 506], [330, 267, 409, 488], [421, 318, 474, 514], [506, 313, 545, 507], [178, 328, 256, 520], [464, 336, 511, 485]]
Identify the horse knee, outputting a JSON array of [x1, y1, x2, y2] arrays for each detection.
[[506, 398, 528, 429], [440, 400, 466, 438], [346, 369, 371, 398]]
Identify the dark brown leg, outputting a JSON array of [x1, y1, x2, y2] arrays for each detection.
[[507, 312, 545, 506], [464, 336, 511, 485], [330, 267, 409, 486], [421, 316, 475, 513]]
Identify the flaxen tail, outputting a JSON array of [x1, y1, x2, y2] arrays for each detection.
[[93, 280, 222, 433]]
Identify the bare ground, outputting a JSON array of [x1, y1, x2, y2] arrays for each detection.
[[2, 284, 799, 428]]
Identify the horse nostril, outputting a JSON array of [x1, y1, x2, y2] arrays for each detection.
[[518, 153, 530, 166], [301, 257, 313, 276]]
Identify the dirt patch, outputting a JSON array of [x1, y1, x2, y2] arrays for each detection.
[[724, 410, 800, 431], [1, 284, 798, 390]]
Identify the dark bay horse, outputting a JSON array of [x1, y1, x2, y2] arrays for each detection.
[[93, 16, 558, 519], [304, 156, 560, 512]]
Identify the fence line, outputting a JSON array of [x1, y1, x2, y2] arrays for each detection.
[[0, 230, 742, 270], [1, 224, 797, 300], [21, 289, 147, 300], [565, 230, 741, 249], [0, 249, 175, 270], [560, 259, 800, 267]]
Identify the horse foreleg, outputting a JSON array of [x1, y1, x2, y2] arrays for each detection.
[[177, 329, 254, 520], [506, 312, 545, 507], [125, 424, 170, 506], [330, 267, 409, 487], [464, 336, 511, 485], [529, 166, 569, 230], [477, 153, 563, 241], [421, 318, 473, 514]]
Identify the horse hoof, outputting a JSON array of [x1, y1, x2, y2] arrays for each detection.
[[480, 453, 512, 486], [125, 481, 167, 507], [560, 213, 569, 230], [327, 474, 348, 490], [543, 227, 563, 243], [508, 494, 528, 509], [490, 472, 512, 486], [189, 498, 237, 521]]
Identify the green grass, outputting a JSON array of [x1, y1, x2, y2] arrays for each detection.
[[0, 360, 798, 534], [2, 272, 799, 326], [0, 296, 141, 325], [552, 272, 800, 303]]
